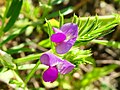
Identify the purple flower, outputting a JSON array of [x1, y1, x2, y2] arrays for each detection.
[[50, 23, 78, 54], [40, 52, 75, 82]]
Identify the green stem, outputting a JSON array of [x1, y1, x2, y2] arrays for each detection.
[[18, 64, 47, 70], [72, 14, 78, 24], [65, 15, 118, 24], [25, 60, 40, 85], [14, 53, 42, 64], [79, 15, 115, 22], [45, 19, 55, 53], [91, 39, 120, 49], [59, 11, 64, 28]]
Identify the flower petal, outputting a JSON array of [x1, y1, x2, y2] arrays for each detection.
[[60, 23, 78, 38], [59, 60, 75, 74], [43, 66, 58, 82], [55, 23, 78, 54], [56, 41, 72, 54], [40, 52, 58, 66], [50, 33, 66, 43], [52, 27, 62, 33]]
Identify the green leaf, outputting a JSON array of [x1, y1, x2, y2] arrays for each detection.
[[80, 64, 118, 87], [0, 25, 29, 46], [79, 18, 90, 36], [76, 15, 119, 44], [6, 0, 18, 18], [0, 50, 16, 69], [63, 47, 95, 66], [47, 6, 73, 19], [9, 80, 23, 87], [3, 0, 23, 32], [38, 39, 51, 48], [51, 0, 64, 5], [6, 47, 35, 55], [90, 23, 117, 35], [72, 14, 79, 24], [91, 39, 120, 49]]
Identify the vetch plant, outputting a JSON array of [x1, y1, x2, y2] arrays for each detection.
[[50, 23, 78, 54], [38, 14, 120, 84], [40, 22, 78, 82], [0, 0, 120, 89], [40, 52, 75, 82]]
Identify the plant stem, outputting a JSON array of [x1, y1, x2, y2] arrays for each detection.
[[59, 12, 64, 28], [80, 15, 115, 22], [14, 53, 42, 64], [18, 64, 47, 70], [65, 15, 118, 24], [91, 39, 120, 49], [25, 60, 40, 85]]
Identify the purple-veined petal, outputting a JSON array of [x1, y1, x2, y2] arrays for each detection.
[[60, 23, 78, 38], [40, 52, 58, 66], [56, 41, 72, 54], [54, 23, 78, 54], [50, 33, 66, 43], [43, 66, 58, 82], [58, 60, 75, 74]]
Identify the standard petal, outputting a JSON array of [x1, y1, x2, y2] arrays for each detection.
[[60, 23, 78, 38], [50, 33, 66, 43], [60, 23, 72, 34], [43, 66, 58, 82], [55, 23, 78, 54], [56, 41, 72, 54], [40, 52, 58, 66], [59, 60, 75, 74]]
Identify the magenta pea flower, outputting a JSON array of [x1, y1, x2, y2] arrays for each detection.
[[50, 23, 78, 54], [40, 52, 75, 82]]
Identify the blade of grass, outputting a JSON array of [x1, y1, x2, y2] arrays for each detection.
[[0, 25, 29, 47], [6, 0, 18, 18], [0, 0, 11, 37], [3, 0, 23, 32], [6, 47, 35, 55]]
